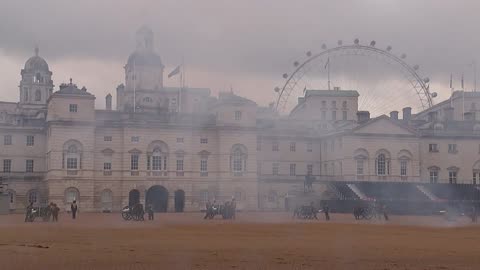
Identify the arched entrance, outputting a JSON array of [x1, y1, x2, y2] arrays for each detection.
[[128, 189, 140, 206], [146, 186, 169, 212], [101, 189, 113, 212], [174, 189, 185, 212]]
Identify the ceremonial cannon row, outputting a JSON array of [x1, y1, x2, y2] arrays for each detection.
[[121, 204, 145, 221]]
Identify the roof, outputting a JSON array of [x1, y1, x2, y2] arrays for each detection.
[[24, 55, 49, 72], [53, 82, 94, 97], [305, 89, 359, 98]]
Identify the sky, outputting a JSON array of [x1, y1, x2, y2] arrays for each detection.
[[0, 0, 479, 112]]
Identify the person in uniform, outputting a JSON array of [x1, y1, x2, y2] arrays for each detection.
[[231, 199, 237, 220], [382, 203, 389, 221], [25, 202, 34, 222], [71, 200, 78, 219], [204, 200, 212, 219], [52, 203, 59, 222], [323, 203, 330, 221], [146, 204, 154, 220]]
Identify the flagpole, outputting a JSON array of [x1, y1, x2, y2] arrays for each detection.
[[474, 61, 477, 92], [133, 59, 136, 113], [327, 58, 331, 91]]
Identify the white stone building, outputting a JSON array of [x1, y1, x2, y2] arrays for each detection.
[[2, 27, 480, 212]]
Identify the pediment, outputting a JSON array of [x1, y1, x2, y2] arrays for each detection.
[[128, 148, 142, 154], [101, 148, 114, 155], [353, 116, 416, 136]]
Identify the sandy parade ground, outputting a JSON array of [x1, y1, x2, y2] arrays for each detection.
[[1, 212, 480, 270]]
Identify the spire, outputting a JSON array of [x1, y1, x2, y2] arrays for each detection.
[[34, 45, 39, 56]]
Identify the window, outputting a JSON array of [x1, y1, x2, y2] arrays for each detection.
[[67, 158, 77, 170], [26, 160, 34, 172], [448, 144, 457, 154], [103, 162, 112, 175], [332, 111, 336, 121], [400, 160, 407, 176], [200, 159, 208, 176], [307, 164, 313, 176], [429, 144, 438, 152], [272, 163, 279, 176], [26, 135, 34, 146], [200, 138, 208, 144], [143, 97, 153, 103], [331, 101, 336, 108], [4, 135, 12, 145], [235, 111, 242, 121], [176, 159, 184, 176], [233, 153, 243, 172], [290, 142, 296, 152], [268, 191, 277, 203], [342, 111, 348, 120], [356, 159, 364, 175], [272, 141, 279, 151], [24, 90, 29, 102], [3, 159, 11, 173], [289, 163, 296, 176], [28, 191, 38, 204], [376, 154, 387, 176], [35, 90, 41, 101], [307, 141, 313, 152], [430, 170, 438, 183], [176, 137, 184, 143], [231, 144, 247, 175], [103, 136, 112, 142], [130, 154, 139, 171], [131, 136, 139, 143], [321, 111, 326, 120], [342, 101, 347, 109], [69, 104, 78, 113], [321, 101, 326, 108], [152, 155, 162, 171], [473, 172, 480, 185], [256, 137, 262, 151], [449, 171, 457, 184]]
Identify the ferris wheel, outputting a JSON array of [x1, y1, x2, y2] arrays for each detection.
[[274, 39, 437, 116]]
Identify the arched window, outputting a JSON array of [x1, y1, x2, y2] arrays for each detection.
[[27, 189, 38, 204], [65, 187, 79, 204], [63, 140, 83, 173], [376, 154, 386, 175], [230, 144, 247, 176], [34, 90, 41, 101], [147, 141, 169, 176]]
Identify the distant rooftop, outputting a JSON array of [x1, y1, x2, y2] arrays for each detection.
[[305, 89, 359, 98]]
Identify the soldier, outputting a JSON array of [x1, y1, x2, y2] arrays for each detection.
[[71, 200, 78, 219], [204, 200, 212, 219], [146, 204, 154, 220], [52, 203, 59, 222], [25, 202, 34, 222], [382, 203, 389, 221], [231, 199, 237, 220], [323, 203, 330, 221]]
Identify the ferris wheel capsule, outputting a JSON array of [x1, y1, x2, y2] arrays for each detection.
[[293, 61, 299, 67], [354, 38, 360, 45], [321, 44, 327, 50], [413, 65, 419, 71], [401, 53, 407, 59], [431, 92, 438, 98], [282, 73, 288, 79], [306, 51, 312, 57], [386, 46, 392, 52], [423, 77, 430, 83], [274, 87, 280, 93], [370, 40, 376, 47], [338, 40, 343, 46]]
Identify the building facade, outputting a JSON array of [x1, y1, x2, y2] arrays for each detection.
[[2, 27, 480, 212]]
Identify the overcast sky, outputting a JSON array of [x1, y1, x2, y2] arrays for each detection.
[[0, 0, 479, 110]]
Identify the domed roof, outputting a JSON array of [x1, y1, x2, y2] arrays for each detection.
[[24, 47, 49, 72], [127, 50, 164, 67]]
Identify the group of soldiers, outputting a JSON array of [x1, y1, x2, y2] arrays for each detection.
[[204, 199, 237, 220], [353, 202, 389, 221], [25, 200, 78, 222], [293, 202, 330, 220]]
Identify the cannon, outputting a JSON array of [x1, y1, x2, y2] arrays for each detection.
[[121, 204, 144, 221]]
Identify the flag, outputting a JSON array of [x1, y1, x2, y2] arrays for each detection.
[[168, 65, 181, 78], [324, 57, 330, 69]]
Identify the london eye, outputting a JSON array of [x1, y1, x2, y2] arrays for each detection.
[[274, 39, 437, 116]]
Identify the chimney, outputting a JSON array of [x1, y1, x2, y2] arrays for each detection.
[[390, 111, 399, 120], [402, 107, 412, 121], [444, 107, 454, 121], [357, 111, 370, 123], [428, 111, 438, 122], [106, 94, 112, 110]]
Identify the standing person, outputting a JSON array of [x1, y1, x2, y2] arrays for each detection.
[[231, 199, 237, 220], [52, 203, 59, 222], [25, 202, 34, 222], [382, 203, 389, 221], [147, 204, 154, 220], [323, 203, 330, 221], [204, 201, 211, 219], [71, 200, 78, 219]]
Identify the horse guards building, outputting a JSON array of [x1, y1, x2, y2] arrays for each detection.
[[2, 27, 480, 213]]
